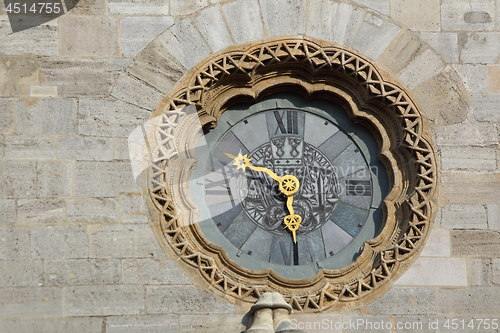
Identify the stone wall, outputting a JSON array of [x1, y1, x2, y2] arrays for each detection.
[[0, 0, 499, 332]]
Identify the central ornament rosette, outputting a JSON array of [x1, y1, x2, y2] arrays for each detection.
[[237, 135, 341, 236]]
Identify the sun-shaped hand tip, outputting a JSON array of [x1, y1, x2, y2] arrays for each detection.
[[231, 153, 251, 171]]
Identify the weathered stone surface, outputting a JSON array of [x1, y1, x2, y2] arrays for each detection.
[[75, 161, 140, 197], [452, 64, 488, 92], [259, 0, 306, 37], [442, 172, 500, 205], [30, 86, 57, 97], [145, 285, 235, 314], [391, 0, 440, 32], [111, 74, 162, 111], [65, 285, 144, 316], [352, 13, 401, 61], [0, 260, 43, 287], [78, 99, 150, 138], [120, 16, 174, 58], [179, 315, 244, 333], [452, 230, 500, 257], [368, 287, 436, 315], [65, 0, 106, 15], [122, 259, 191, 284], [0, 17, 57, 56], [57, 136, 113, 161], [0, 317, 103, 333], [195, 6, 233, 52], [16, 98, 77, 135], [59, 16, 120, 57], [419, 32, 459, 63], [469, 259, 490, 286], [128, 39, 186, 94], [488, 204, 500, 230], [488, 65, 500, 93], [0, 226, 30, 260], [157, 19, 211, 70], [222, 0, 264, 44], [107, 58, 134, 73], [399, 49, 445, 89], [0, 199, 15, 224], [17, 198, 66, 224], [114, 138, 130, 160], [411, 67, 469, 127], [5, 136, 55, 160], [492, 259, 500, 285], [352, 0, 389, 15], [38, 58, 109, 97], [441, 0, 495, 31], [109, 0, 168, 15], [89, 225, 163, 258], [170, 0, 209, 16], [306, 0, 364, 47], [394, 258, 467, 286], [31, 225, 88, 259], [439, 287, 500, 315], [0, 56, 38, 97], [0, 161, 36, 198], [36, 161, 73, 197], [470, 93, 500, 122], [119, 194, 148, 223], [459, 32, 500, 64], [67, 198, 118, 223], [378, 30, 426, 74], [441, 146, 497, 171], [420, 228, 450, 257], [44, 259, 120, 285], [106, 315, 179, 333], [0, 99, 14, 134], [434, 122, 498, 147], [0, 287, 62, 317]]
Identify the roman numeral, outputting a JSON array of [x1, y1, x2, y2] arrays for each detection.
[[274, 110, 298, 134]]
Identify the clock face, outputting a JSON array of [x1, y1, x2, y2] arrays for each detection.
[[190, 95, 387, 279]]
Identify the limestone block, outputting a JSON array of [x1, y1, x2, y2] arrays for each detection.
[[0, 287, 62, 317], [0, 226, 30, 260], [114, 138, 130, 161], [0, 136, 4, 160], [65, 0, 106, 15], [17, 198, 66, 224], [44, 259, 120, 286], [470, 93, 500, 122], [306, 0, 364, 47], [31, 225, 88, 259], [441, 0, 495, 32], [57, 136, 113, 161], [351, 13, 401, 61], [65, 285, 144, 316], [89, 225, 163, 258], [30, 86, 57, 97], [488, 204, 500, 230], [399, 49, 445, 89], [492, 259, 500, 285], [0, 317, 103, 333], [109, 0, 168, 15], [119, 194, 148, 223], [0, 17, 57, 56], [259, 0, 306, 37], [368, 287, 436, 314], [0, 200, 15, 224], [441, 146, 497, 171], [390, 0, 440, 32], [38, 58, 109, 97], [107, 58, 134, 73], [442, 172, 500, 205], [157, 19, 211, 70], [0, 161, 36, 198], [351, 0, 389, 15], [0, 260, 43, 287], [222, 0, 264, 44], [128, 39, 186, 94], [170, 0, 209, 16], [488, 65, 500, 94], [460, 32, 500, 64], [59, 16, 119, 57], [433, 123, 498, 147], [78, 99, 150, 138], [394, 258, 467, 286], [439, 287, 500, 315], [145, 285, 235, 314], [410, 67, 468, 127], [419, 32, 459, 64], [179, 315, 243, 333], [0, 99, 14, 134], [195, 6, 233, 52], [67, 198, 118, 223], [106, 315, 180, 333], [0, 56, 38, 97], [4, 136, 55, 160], [75, 161, 140, 197], [121, 259, 191, 284], [36, 161, 73, 197], [16, 98, 77, 135], [469, 259, 491, 286], [420, 228, 450, 257], [452, 230, 500, 257], [378, 30, 426, 74], [111, 74, 162, 111], [452, 64, 488, 92], [120, 16, 174, 58]]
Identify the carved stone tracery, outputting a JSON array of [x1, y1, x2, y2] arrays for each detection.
[[145, 38, 438, 312]]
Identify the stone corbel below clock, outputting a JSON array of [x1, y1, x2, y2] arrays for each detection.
[[143, 37, 438, 312]]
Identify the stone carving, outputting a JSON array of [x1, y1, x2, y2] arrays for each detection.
[[145, 37, 438, 312]]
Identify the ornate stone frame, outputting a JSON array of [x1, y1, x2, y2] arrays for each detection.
[[145, 37, 438, 312]]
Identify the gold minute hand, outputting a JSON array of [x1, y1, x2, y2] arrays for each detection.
[[225, 153, 282, 182]]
